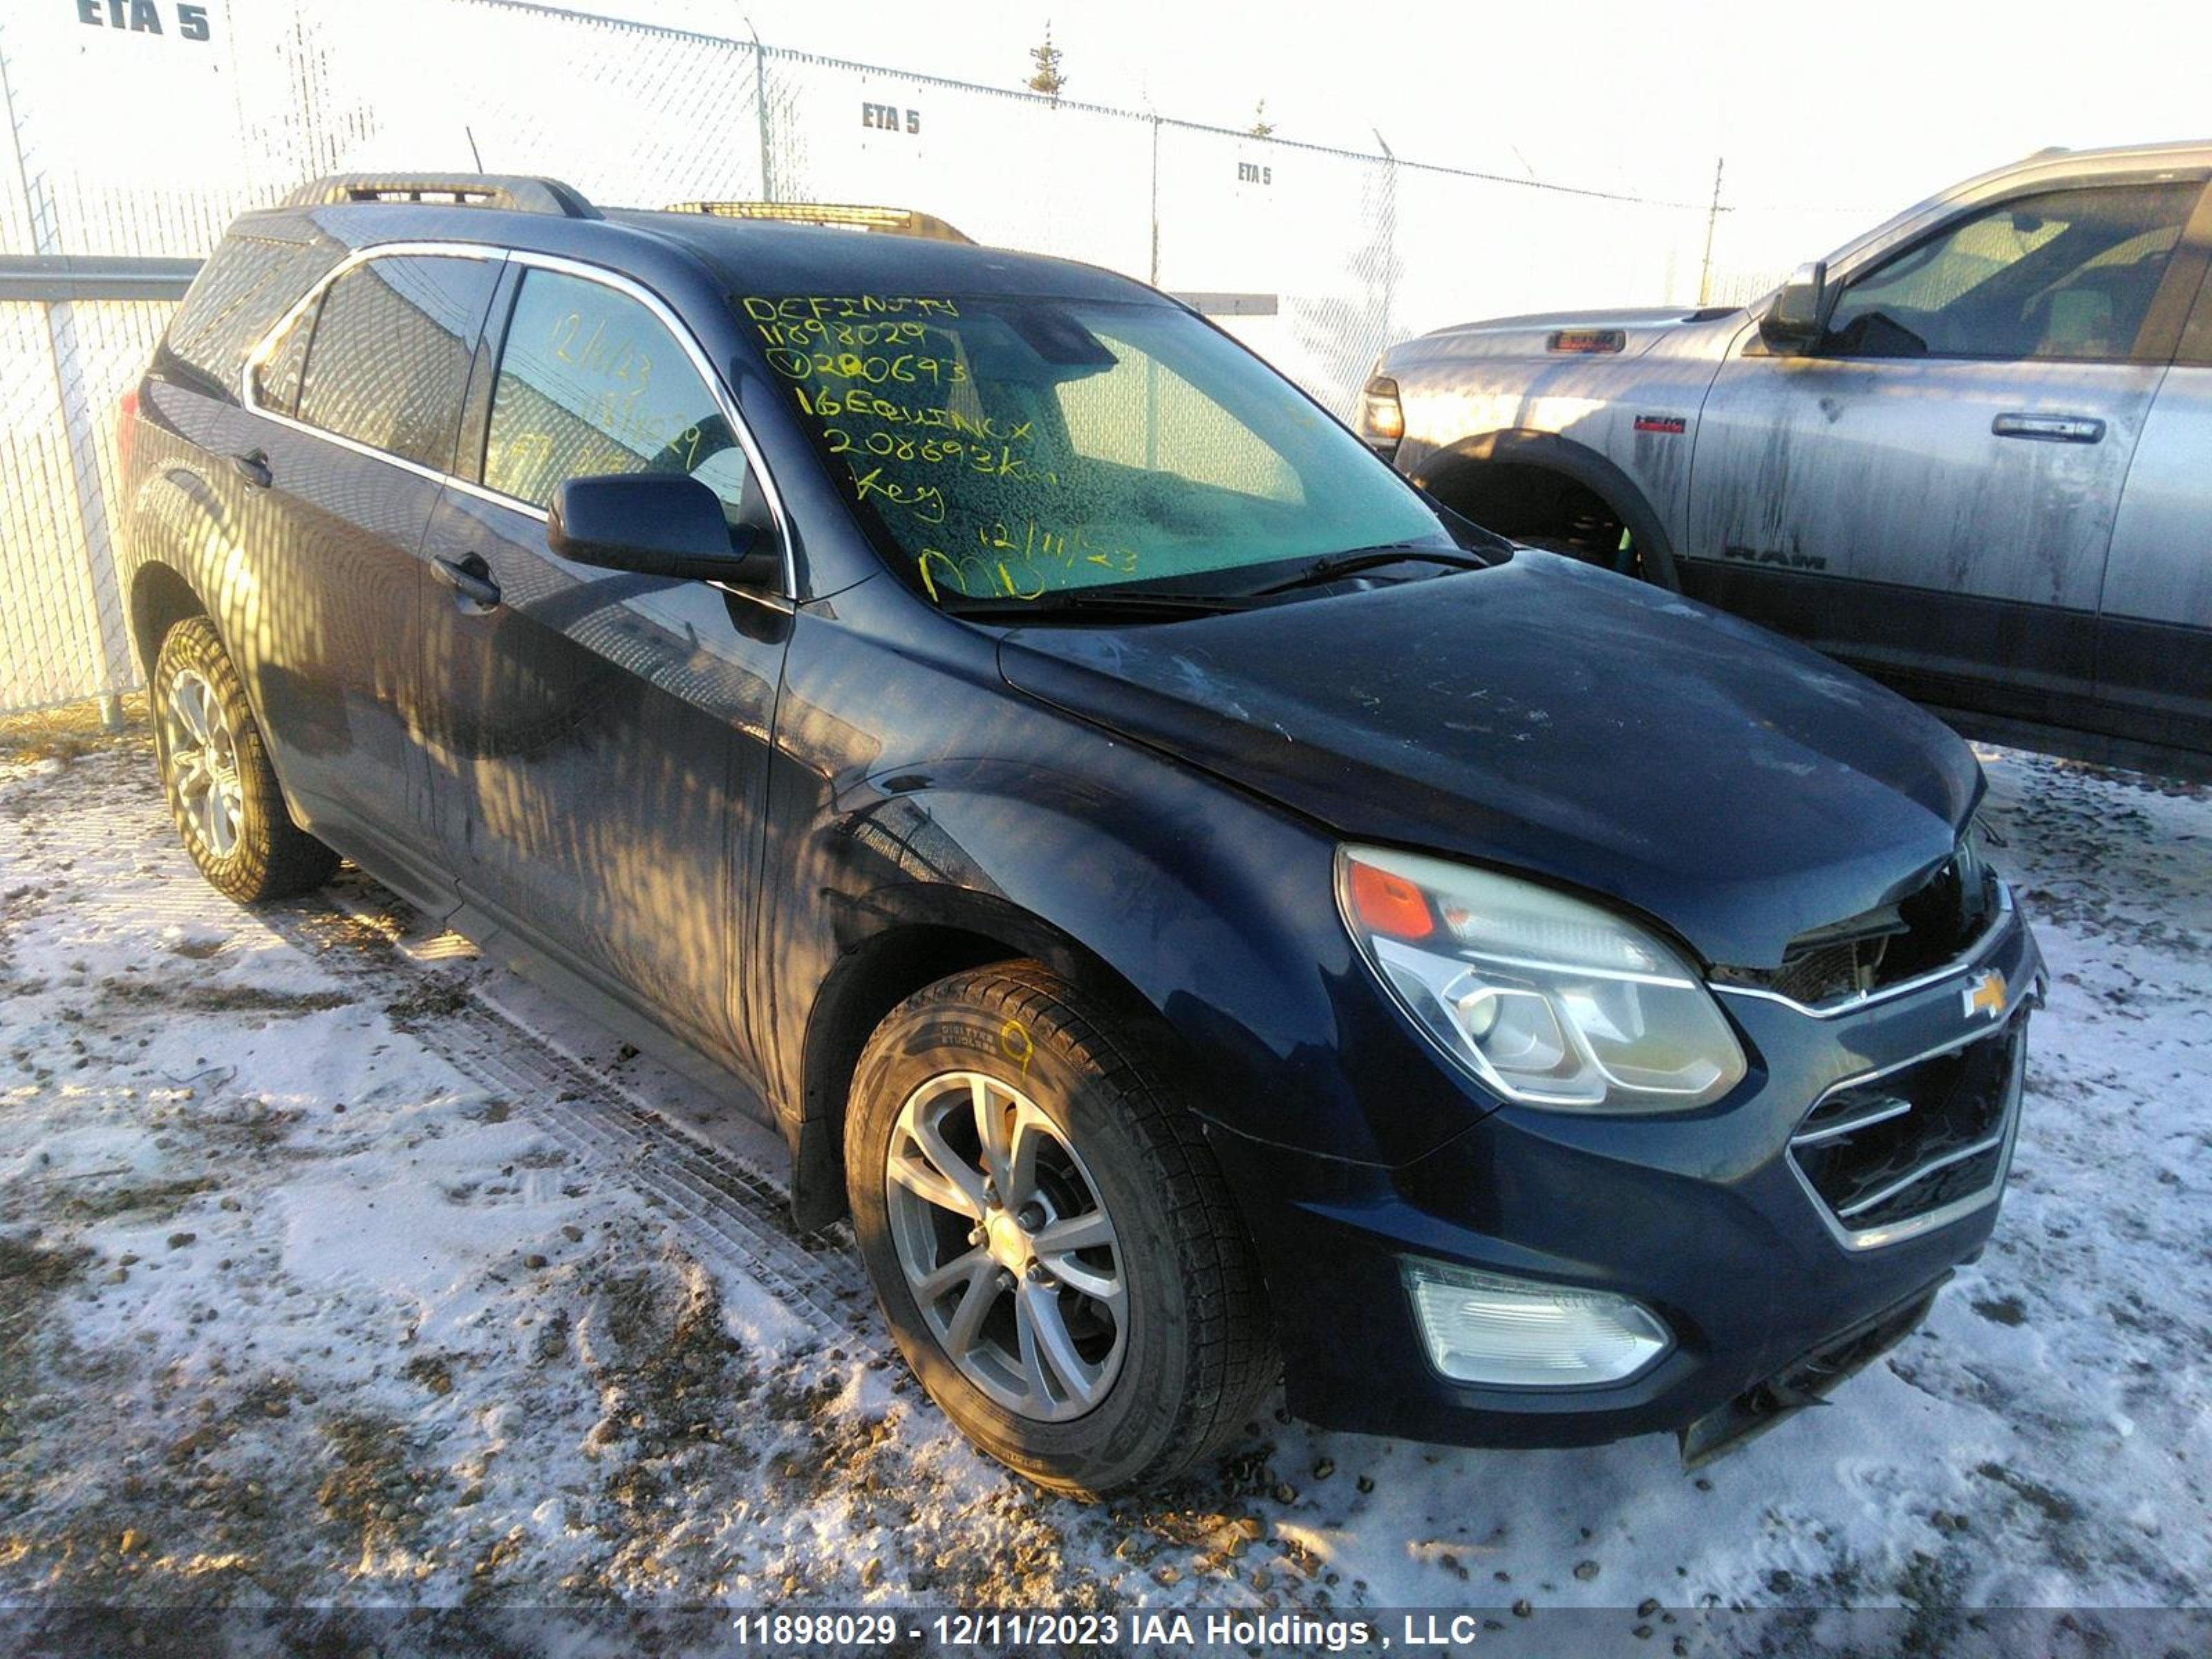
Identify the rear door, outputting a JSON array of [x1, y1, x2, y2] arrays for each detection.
[[238, 246, 503, 870], [2096, 194, 2212, 761], [417, 256, 791, 1076], [1684, 177, 2208, 726]]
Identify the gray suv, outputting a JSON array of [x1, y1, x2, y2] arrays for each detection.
[[1363, 140, 2212, 779]]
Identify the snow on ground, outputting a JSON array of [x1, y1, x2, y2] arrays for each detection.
[[0, 727, 2206, 1653]]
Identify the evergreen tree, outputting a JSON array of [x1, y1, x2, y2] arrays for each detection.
[[1027, 24, 1067, 104]]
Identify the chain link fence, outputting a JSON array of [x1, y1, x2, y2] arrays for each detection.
[[0, 0, 1864, 718]]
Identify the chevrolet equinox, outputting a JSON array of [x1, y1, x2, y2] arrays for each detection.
[[118, 173, 2045, 1494]]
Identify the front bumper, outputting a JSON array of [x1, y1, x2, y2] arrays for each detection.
[[1209, 902, 2045, 1450]]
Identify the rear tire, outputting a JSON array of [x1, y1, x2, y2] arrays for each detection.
[[151, 617, 338, 904], [845, 962, 1275, 1496]]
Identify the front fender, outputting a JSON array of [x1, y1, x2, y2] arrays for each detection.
[[1412, 427, 1683, 591], [760, 598, 1502, 1185], [832, 753, 1336, 1116]]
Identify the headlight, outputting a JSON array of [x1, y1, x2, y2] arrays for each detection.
[[1337, 845, 1746, 1112], [1356, 373, 1405, 458]]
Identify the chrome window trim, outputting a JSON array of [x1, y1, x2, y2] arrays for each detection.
[[496, 249, 797, 599], [1785, 1010, 2028, 1253], [239, 239, 799, 601], [239, 240, 507, 482], [1713, 881, 2015, 1020], [441, 470, 547, 521]]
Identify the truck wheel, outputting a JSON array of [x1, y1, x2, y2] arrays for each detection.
[[845, 962, 1275, 1496], [151, 617, 338, 904]]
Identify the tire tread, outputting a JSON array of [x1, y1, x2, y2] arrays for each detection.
[[153, 617, 339, 905], [860, 960, 1276, 1492]]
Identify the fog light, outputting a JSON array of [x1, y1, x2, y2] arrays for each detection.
[[1405, 1260, 1670, 1387]]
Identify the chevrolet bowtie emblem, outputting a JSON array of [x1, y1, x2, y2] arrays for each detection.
[[1962, 968, 2009, 1021]]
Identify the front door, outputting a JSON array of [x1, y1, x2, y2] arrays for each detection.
[[2097, 250, 2212, 759], [1684, 178, 2209, 726], [418, 259, 791, 1076]]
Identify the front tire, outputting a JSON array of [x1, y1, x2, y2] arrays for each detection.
[[151, 617, 338, 904], [845, 962, 1275, 1496]]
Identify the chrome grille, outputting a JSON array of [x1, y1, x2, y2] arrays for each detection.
[[1790, 1022, 2025, 1248]]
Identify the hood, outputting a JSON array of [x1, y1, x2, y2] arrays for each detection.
[[1398, 304, 1743, 366], [996, 554, 1980, 970]]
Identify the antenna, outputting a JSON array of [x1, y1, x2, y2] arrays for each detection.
[[465, 126, 485, 171]]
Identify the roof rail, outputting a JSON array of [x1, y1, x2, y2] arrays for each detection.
[[662, 201, 973, 245], [282, 174, 602, 219]]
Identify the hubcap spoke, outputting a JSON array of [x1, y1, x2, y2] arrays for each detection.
[[913, 1245, 991, 1302], [1016, 1280, 1102, 1407], [971, 1076, 1013, 1193], [171, 749, 208, 802], [888, 1141, 983, 1220], [1005, 1101, 1048, 1207], [891, 1105, 988, 1219], [1032, 1210, 1113, 1255], [211, 778, 241, 854], [940, 1263, 1002, 1360], [1033, 1209, 1120, 1302], [171, 684, 208, 744], [1041, 1259, 1121, 1306]]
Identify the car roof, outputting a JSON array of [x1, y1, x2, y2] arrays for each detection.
[[2016, 138, 2212, 171], [232, 192, 1166, 310], [1811, 138, 2212, 282], [600, 209, 1158, 304]]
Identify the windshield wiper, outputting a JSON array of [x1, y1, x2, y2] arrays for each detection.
[[1244, 544, 1492, 598], [937, 544, 1493, 621], [941, 588, 1259, 623]]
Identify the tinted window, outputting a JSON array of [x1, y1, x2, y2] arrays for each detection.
[[1825, 183, 2200, 362], [294, 254, 499, 469], [742, 291, 1447, 605], [482, 268, 758, 536], [1058, 343, 1304, 505], [252, 295, 317, 419], [165, 232, 326, 394]]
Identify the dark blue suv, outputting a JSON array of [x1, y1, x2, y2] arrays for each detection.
[[118, 174, 2045, 1494]]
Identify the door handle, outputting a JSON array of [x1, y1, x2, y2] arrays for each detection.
[[432, 554, 502, 608], [229, 448, 272, 489], [1991, 412, 2106, 444]]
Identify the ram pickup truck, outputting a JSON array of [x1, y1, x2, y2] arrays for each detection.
[[1363, 140, 2212, 780]]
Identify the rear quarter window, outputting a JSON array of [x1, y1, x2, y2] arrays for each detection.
[[162, 232, 329, 396]]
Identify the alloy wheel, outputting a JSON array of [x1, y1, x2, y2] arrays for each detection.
[[883, 1070, 1127, 1421], [164, 667, 244, 859]]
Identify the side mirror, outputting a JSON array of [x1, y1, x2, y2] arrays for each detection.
[[1757, 261, 1830, 355], [547, 473, 780, 587]]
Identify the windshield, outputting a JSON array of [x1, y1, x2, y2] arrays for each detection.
[[738, 290, 1455, 606]]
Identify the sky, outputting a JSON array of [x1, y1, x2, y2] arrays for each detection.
[[619, 0, 2212, 226]]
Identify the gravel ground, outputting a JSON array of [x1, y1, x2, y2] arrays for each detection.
[[0, 727, 2205, 1656]]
